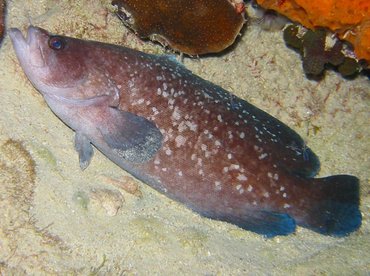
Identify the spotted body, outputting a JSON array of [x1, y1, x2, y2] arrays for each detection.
[[9, 26, 361, 237]]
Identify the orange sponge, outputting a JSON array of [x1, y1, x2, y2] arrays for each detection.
[[256, 0, 370, 62]]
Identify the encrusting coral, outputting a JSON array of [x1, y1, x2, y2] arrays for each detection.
[[112, 0, 245, 55]]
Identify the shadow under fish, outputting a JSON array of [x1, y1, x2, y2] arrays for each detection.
[[9, 26, 362, 237]]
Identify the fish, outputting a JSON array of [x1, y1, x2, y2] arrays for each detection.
[[0, 0, 5, 45], [9, 26, 361, 237]]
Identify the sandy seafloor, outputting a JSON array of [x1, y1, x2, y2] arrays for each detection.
[[0, 0, 369, 274]]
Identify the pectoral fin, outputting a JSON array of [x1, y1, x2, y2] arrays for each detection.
[[99, 107, 163, 163]]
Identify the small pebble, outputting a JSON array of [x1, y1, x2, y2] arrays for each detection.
[[90, 188, 124, 216]]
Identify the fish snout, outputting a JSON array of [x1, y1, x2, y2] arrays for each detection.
[[9, 26, 48, 48], [9, 26, 48, 70], [26, 25, 49, 45]]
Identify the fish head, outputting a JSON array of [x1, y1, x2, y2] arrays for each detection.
[[9, 26, 87, 96]]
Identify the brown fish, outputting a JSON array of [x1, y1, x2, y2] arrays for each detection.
[[9, 26, 361, 237], [0, 0, 5, 44]]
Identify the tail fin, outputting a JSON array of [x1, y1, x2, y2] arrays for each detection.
[[303, 175, 362, 236]]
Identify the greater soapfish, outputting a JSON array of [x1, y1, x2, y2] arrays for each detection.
[[9, 26, 361, 237]]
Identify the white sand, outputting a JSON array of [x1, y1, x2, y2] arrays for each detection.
[[0, 0, 369, 274]]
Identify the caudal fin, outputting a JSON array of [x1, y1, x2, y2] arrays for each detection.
[[303, 175, 362, 236]]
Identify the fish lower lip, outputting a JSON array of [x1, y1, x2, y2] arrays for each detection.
[[8, 28, 26, 44]]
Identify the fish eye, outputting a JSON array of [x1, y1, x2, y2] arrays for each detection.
[[48, 36, 65, 50]]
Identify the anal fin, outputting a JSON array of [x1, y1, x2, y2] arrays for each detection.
[[204, 210, 296, 238]]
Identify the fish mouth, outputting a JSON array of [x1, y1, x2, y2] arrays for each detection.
[[8, 25, 44, 46], [9, 26, 48, 68], [8, 27, 28, 50]]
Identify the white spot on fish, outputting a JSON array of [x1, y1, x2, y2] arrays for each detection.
[[217, 115, 223, 122], [175, 135, 186, 147], [152, 107, 159, 115], [258, 153, 268, 160], [239, 132, 245, 139], [237, 174, 248, 181], [283, 203, 291, 209], [227, 153, 232, 160], [178, 121, 187, 132], [247, 185, 253, 192], [283, 193, 287, 198], [172, 107, 181, 120], [185, 121, 198, 131], [214, 181, 222, 191], [168, 98, 175, 106], [230, 164, 240, 170], [254, 145, 262, 152]]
